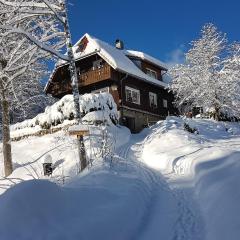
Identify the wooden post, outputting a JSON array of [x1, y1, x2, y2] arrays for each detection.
[[69, 125, 89, 172], [78, 135, 87, 171]]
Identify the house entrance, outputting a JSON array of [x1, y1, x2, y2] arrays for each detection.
[[123, 116, 136, 133]]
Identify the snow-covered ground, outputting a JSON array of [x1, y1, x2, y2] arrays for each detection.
[[0, 116, 240, 239], [141, 117, 240, 240]]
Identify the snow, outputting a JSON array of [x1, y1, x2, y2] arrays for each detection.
[[68, 125, 89, 132], [47, 33, 168, 92], [1, 116, 240, 239], [11, 92, 118, 138], [74, 34, 168, 88], [125, 50, 168, 70], [169, 24, 240, 118], [140, 116, 240, 239]]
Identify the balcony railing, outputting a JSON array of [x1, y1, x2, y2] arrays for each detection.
[[49, 65, 112, 97], [79, 65, 112, 86]]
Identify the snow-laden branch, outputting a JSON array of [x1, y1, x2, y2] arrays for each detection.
[[41, 0, 65, 23], [0, 0, 62, 10], [0, 25, 69, 61]]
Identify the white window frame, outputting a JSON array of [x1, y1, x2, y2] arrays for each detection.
[[125, 86, 140, 105], [163, 99, 168, 108], [149, 92, 158, 108], [146, 68, 158, 79]]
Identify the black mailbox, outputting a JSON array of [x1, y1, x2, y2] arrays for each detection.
[[43, 163, 53, 176]]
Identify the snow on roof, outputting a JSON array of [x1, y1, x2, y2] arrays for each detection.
[[46, 33, 169, 91], [124, 50, 168, 70]]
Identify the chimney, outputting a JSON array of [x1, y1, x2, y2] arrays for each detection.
[[115, 39, 124, 50]]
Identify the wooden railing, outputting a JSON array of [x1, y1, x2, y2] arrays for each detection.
[[50, 65, 112, 97], [79, 65, 112, 86]]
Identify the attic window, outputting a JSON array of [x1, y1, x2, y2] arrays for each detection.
[[146, 68, 158, 79], [76, 36, 89, 53], [76, 43, 85, 53]]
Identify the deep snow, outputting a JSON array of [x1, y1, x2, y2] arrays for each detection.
[[0, 117, 240, 239]]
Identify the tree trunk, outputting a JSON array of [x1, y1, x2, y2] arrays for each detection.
[[62, 0, 81, 122], [62, 0, 87, 172], [1, 95, 13, 177], [214, 106, 220, 121]]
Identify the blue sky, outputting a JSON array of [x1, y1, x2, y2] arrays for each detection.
[[68, 0, 240, 65]]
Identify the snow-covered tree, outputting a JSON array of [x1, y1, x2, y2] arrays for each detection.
[[0, 0, 83, 175], [0, 0, 65, 176], [220, 43, 240, 118], [169, 23, 240, 120], [0, 31, 51, 176]]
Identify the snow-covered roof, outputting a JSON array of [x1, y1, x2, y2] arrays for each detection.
[[124, 50, 168, 70], [45, 33, 168, 91]]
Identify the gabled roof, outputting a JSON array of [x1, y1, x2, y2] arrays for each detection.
[[45, 33, 169, 92]]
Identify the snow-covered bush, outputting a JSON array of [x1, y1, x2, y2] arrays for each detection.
[[11, 93, 119, 131]]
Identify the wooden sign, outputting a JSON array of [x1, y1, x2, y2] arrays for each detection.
[[68, 125, 89, 137]]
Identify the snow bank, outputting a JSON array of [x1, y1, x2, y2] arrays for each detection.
[[0, 155, 177, 240], [140, 116, 240, 240], [11, 92, 118, 138], [194, 152, 240, 240], [0, 123, 131, 192], [141, 117, 240, 173]]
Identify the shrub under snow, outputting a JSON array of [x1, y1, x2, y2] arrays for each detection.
[[11, 93, 118, 131]]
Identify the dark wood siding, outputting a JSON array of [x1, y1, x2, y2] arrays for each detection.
[[45, 54, 176, 117], [46, 54, 117, 98], [120, 76, 176, 116], [141, 61, 163, 81]]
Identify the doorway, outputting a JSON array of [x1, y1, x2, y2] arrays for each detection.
[[123, 117, 135, 133]]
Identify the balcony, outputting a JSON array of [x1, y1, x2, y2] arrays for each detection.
[[79, 64, 112, 86], [48, 64, 113, 97]]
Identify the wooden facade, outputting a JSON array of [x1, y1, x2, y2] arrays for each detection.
[[45, 53, 176, 132]]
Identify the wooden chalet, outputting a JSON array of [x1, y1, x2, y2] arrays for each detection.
[[45, 33, 176, 133]]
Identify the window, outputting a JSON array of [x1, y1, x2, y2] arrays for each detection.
[[149, 92, 158, 108], [146, 68, 158, 79], [93, 59, 103, 70], [131, 59, 141, 68], [163, 99, 168, 108], [76, 43, 85, 53], [125, 86, 140, 105]]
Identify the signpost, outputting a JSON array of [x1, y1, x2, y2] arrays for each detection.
[[69, 125, 89, 172]]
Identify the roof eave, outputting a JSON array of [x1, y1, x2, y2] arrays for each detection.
[[116, 68, 168, 89]]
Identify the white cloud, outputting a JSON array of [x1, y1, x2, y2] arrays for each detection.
[[165, 45, 186, 67]]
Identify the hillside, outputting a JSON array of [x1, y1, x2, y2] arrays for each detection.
[[0, 117, 240, 239]]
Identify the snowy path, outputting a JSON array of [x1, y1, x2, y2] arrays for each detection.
[[2, 118, 240, 239], [115, 134, 205, 240]]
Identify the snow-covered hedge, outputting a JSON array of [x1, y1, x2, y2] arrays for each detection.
[[11, 93, 118, 131]]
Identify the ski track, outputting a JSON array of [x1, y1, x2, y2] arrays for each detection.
[[116, 135, 205, 240]]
